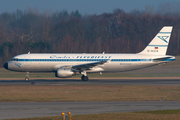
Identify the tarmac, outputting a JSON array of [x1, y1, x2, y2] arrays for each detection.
[[0, 77, 180, 85], [1, 101, 180, 119]]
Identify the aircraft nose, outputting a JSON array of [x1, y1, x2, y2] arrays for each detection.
[[3, 62, 8, 70]]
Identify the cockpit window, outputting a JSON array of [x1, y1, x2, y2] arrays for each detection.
[[11, 58, 19, 61]]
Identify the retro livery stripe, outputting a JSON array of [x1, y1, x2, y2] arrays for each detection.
[[13, 59, 152, 62]]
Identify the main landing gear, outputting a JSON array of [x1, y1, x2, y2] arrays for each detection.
[[25, 72, 29, 82], [81, 71, 89, 81], [81, 75, 89, 81]]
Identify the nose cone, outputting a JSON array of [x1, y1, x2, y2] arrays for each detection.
[[3, 62, 8, 70]]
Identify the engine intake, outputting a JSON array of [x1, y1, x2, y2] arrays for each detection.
[[55, 68, 75, 78]]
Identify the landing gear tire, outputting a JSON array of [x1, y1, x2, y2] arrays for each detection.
[[81, 75, 89, 81], [25, 72, 29, 82], [25, 77, 29, 82]]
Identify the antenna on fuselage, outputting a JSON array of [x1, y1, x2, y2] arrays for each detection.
[[102, 51, 105, 54], [28, 51, 30, 54]]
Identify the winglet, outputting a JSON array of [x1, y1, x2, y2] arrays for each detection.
[[139, 26, 173, 55]]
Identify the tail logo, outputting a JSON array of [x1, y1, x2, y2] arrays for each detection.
[[157, 36, 169, 43]]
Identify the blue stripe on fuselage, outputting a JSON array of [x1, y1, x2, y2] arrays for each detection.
[[17, 59, 152, 62]]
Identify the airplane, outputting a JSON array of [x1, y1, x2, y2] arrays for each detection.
[[3, 26, 175, 81]]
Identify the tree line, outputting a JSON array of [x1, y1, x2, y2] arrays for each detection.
[[0, 3, 180, 66]]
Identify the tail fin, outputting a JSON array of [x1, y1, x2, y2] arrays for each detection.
[[139, 26, 173, 55]]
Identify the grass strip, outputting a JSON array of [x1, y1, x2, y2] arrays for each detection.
[[0, 85, 180, 102]]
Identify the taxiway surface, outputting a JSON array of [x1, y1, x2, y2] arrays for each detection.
[[0, 78, 180, 85], [1, 101, 180, 119]]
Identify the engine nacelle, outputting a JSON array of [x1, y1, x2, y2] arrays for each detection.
[[55, 68, 75, 78]]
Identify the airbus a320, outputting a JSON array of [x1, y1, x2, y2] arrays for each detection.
[[4, 26, 175, 81]]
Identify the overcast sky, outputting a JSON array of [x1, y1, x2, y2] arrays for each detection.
[[0, 0, 179, 15]]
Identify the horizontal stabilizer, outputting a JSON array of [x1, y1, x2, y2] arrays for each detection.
[[152, 57, 175, 62]]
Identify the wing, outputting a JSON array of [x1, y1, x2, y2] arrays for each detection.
[[72, 61, 107, 71]]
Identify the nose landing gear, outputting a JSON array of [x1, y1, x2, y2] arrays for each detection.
[[25, 72, 29, 82]]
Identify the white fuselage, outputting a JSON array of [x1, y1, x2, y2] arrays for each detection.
[[6, 53, 175, 73]]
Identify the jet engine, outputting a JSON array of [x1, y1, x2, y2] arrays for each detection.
[[55, 68, 75, 78]]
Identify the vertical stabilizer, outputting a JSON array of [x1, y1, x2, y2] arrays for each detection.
[[139, 26, 173, 55]]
